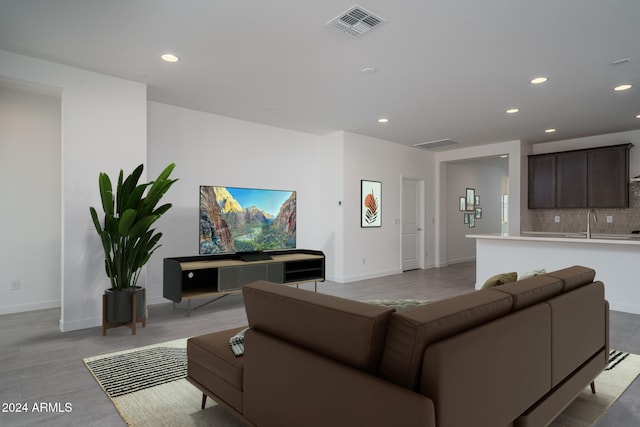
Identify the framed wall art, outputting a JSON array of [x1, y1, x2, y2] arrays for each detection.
[[466, 188, 475, 211], [458, 187, 482, 228], [361, 180, 381, 228]]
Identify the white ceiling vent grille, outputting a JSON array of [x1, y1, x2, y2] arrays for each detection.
[[414, 139, 459, 150], [326, 5, 385, 37]]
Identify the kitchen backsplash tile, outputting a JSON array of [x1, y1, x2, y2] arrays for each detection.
[[525, 182, 640, 234]]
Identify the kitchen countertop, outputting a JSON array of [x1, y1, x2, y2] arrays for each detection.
[[468, 231, 640, 314], [466, 232, 640, 246]]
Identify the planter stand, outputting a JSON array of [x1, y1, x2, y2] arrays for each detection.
[[102, 288, 147, 335]]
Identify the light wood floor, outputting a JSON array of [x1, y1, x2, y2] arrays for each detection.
[[1, 261, 639, 426]]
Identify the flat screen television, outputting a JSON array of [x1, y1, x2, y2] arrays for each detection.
[[199, 185, 296, 255]]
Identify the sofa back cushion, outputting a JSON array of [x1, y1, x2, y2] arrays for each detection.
[[242, 281, 394, 374], [545, 265, 596, 292], [379, 289, 513, 390], [494, 275, 563, 311]]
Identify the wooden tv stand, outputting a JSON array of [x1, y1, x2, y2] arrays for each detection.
[[163, 249, 325, 315]]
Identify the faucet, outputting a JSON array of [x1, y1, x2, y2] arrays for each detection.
[[586, 209, 597, 239]]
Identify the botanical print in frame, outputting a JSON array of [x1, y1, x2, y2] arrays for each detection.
[[361, 180, 381, 227]]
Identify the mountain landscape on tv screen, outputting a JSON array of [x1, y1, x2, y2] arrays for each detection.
[[199, 186, 296, 254]]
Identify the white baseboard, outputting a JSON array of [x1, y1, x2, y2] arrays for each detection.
[[59, 316, 102, 333], [609, 301, 640, 316], [147, 295, 168, 306], [0, 299, 60, 316], [447, 256, 476, 265], [339, 268, 403, 284]]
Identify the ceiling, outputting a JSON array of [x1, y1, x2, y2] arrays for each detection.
[[1, 0, 639, 151]]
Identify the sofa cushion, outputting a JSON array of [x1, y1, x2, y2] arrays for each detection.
[[494, 275, 563, 311], [242, 281, 394, 375], [545, 265, 596, 292], [187, 326, 247, 412], [379, 289, 513, 390], [481, 271, 517, 288]]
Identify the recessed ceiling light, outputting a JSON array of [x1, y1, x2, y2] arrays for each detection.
[[161, 53, 179, 63], [611, 58, 630, 65], [378, 117, 389, 123], [545, 128, 556, 133], [614, 84, 632, 91], [506, 108, 520, 114], [530, 77, 548, 84], [500, 154, 508, 158], [636, 114, 640, 119], [362, 67, 377, 75]]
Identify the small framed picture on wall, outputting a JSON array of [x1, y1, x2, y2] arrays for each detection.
[[361, 180, 381, 227]]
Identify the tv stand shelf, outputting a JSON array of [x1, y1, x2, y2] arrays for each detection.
[[163, 249, 325, 315]]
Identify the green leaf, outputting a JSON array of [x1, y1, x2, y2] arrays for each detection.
[[152, 203, 173, 217], [98, 173, 114, 216], [123, 183, 149, 211], [118, 209, 138, 235], [89, 207, 103, 234], [127, 214, 159, 238], [145, 163, 176, 206]]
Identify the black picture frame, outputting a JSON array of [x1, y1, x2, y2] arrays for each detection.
[[361, 180, 382, 228]]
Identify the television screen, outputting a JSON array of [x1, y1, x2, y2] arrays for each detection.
[[199, 186, 296, 254]]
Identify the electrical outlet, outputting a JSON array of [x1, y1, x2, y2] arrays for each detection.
[[554, 216, 560, 223], [10, 279, 20, 290], [607, 215, 613, 223], [362, 257, 366, 265]]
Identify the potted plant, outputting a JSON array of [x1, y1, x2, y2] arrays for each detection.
[[90, 163, 177, 324]]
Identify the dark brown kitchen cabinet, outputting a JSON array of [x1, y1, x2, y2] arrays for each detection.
[[556, 151, 587, 208], [528, 154, 556, 208], [588, 145, 630, 208], [528, 144, 631, 209]]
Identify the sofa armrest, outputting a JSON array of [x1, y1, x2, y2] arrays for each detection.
[[243, 329, 435, 427]]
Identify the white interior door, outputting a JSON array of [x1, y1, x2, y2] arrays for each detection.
[[402, 178, 424, 271]]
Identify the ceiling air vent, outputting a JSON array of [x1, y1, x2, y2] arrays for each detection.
[[413, 139, 459, 151], [326, 5, 385, 37]]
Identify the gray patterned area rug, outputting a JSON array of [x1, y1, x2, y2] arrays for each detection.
[[84, 341, 639, 427], [83, 339, 244, 427], [550, 350, 640, 426]]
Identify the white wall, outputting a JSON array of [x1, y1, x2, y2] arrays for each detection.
[[436, 140, 524, 266], [0, 83, 61, 314], [0, 50, 147, 331], [446, 161, 507, 263], [147, 108, 435, 287], [146, 102, 330, 301], [318, 131, 345, 281], [341, 133, 435, 282]]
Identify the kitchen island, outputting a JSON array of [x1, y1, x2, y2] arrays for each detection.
[[467, 232, 640, 314]]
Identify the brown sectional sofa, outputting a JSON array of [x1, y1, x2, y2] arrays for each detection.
[[187, 265, 608, 427]]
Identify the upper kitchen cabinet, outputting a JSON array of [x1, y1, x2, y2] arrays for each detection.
[[528, 144, 632, 209], [528, 154, 556, 209], [588, 145, 630, 208], [556, 150, 588, 208]]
